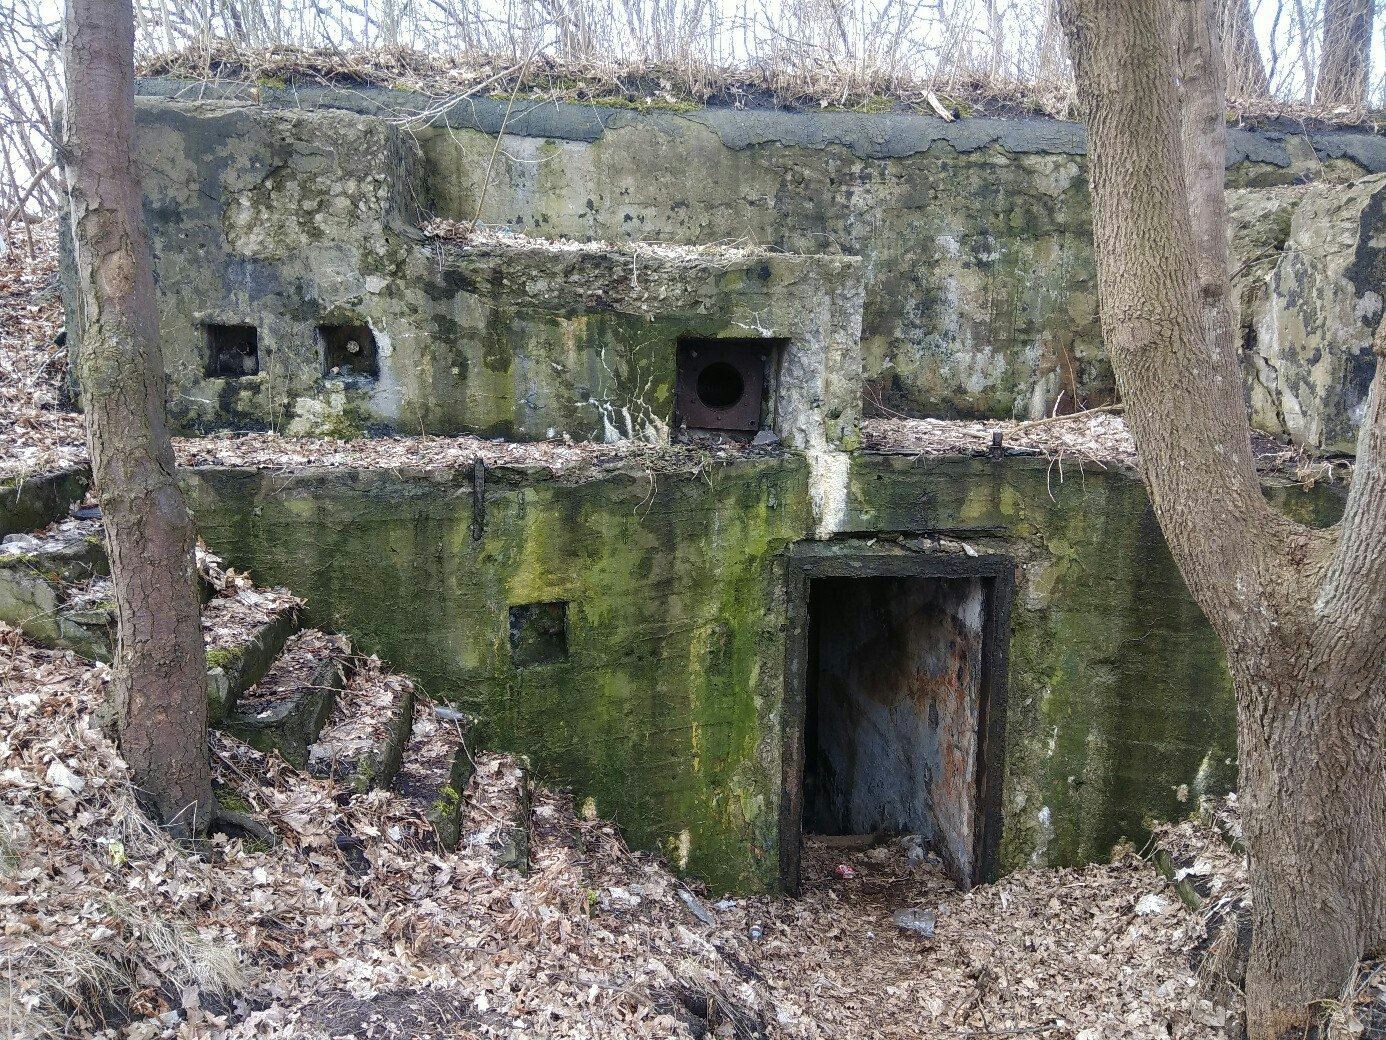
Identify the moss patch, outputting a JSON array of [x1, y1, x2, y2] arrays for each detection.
[[183, 453, 1346, 890]]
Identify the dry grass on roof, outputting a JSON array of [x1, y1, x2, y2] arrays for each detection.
[[136, 43, 1386, 128], [138, 42, 1080, 119]]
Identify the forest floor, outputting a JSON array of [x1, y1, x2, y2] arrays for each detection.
[[3, 628, 1238, 1040]]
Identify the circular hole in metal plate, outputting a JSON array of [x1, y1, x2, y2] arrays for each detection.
[[696, 361, 745, 410]]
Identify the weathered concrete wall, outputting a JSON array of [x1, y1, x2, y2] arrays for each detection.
[[1231, 174, 1385, 453], [110, 96, 863, 445], [840, 456, 1345, 867], [184, 458, 812, 890], [124, 83, 1384, 446], [181, 453, 1344, 890]]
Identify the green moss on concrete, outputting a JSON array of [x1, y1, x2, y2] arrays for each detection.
[[841, 453, 1345, 871], [1262, 480, 1346, 528], [431, 784, 461, 819], [183, 452, 1346, 890], [186, 455, 811, 891], [216, 789, 255, 815], [205, 646, 240, 670]]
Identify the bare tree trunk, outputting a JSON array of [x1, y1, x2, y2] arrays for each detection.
[[61, 0, 213, 836], [1057, 0, 1386, 1036], [1315, 0, 1373, 107], [1222, 0, 1271, 97]]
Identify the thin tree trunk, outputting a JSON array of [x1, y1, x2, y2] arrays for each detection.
[[1057, 0, 1386, 1036], [1173, 0, 1242, 395], [1222, 0, 1271, 97], [61, 0, 213, 836], [1315, 0, 1373, 108]]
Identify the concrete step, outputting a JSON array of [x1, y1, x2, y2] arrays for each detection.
[[223, 630, 349, 769], [0, 517, 303, 724], [0, 467, 90, 539], [393, 700, 476, 851], [459, 753, 533, 874], [308, 657, 416, 792], [203, 595, 303, 725]]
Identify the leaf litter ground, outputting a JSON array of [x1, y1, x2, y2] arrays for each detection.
[[2, 623, 1243, 1040]]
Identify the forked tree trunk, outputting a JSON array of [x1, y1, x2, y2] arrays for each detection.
[[1057, 0, 1386, 1036], [61, 0, 213, 835], [1315, 0, 1374, 108]]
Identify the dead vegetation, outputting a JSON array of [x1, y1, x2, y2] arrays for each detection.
[[862, 413, 1349, 491], [1154, 802, 1386, 1039], [134, 42, 1386, 129], [138, 43, 1080, 120], [2, 622, 1247, 1040]]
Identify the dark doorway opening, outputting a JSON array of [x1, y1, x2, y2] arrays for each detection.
[[782, 547, 1012, 893]]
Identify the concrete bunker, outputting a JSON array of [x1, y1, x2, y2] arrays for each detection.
[[52, 86, 1363, 892], [782, 546, 1012, 891]]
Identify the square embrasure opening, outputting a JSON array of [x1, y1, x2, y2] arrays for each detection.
[[509, 602, 569, 668], [675, 337, 780, 435], [320, 322, 378, 379], [204, 323, 259, 378]]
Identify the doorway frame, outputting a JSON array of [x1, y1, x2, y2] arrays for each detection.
[[779, 542, 1015, 893]]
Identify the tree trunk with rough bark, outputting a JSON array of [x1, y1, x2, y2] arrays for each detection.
[[61, 0, 213, 836], [1315, 0, 1374, 108], [1057, 0, 1386, 1036], [1221, 0, 1270, 97]]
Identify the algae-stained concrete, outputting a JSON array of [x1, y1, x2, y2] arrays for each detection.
[[184, 457, 814, 890], [180, 453, 1346, 890], [107, 94, 862, 445], [126, 82, 1383, 443]]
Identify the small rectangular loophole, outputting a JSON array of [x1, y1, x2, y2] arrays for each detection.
[[320, 323, 378, 379], [509, 602, 569, 668], [205, 323, 259, 377]]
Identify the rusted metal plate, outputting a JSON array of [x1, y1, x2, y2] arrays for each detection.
[[675, 339, 770, 433]]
